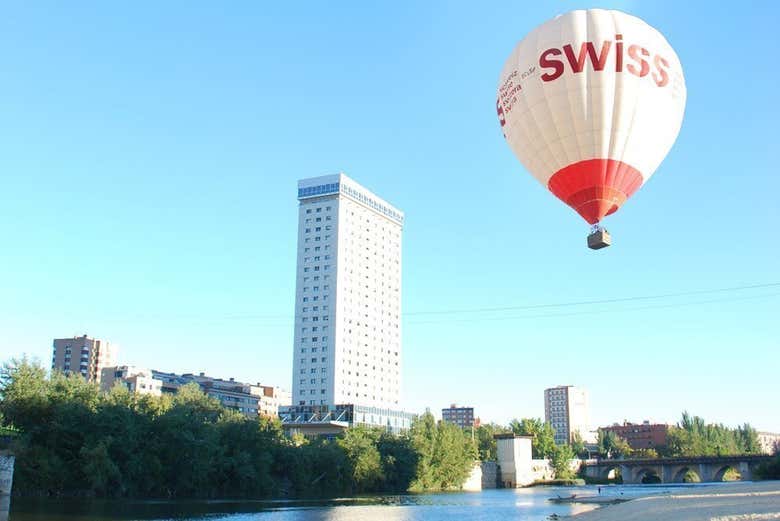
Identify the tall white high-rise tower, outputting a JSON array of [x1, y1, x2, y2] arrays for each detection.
[[292, 173, 403, 412]]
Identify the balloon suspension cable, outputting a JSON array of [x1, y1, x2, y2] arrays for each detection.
[[590, 222, 603, 233]]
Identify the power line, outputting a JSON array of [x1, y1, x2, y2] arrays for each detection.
[[80, 281, 780, 325], [403, 282, 780, 316], [404, 292, 780, 325]]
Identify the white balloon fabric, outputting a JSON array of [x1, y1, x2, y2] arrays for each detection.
[[497, 9, 686, 224]]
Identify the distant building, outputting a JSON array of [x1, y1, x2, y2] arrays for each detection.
[[758, 432, 780, 454], [152, 370, 291, 418], [281, 173, 411, 434], [52, 335, 117, 384], [602, 421, 670, 451], [100, 366, 162, 396], [544, 385, 589, 445], [442, 404, 478, 429]]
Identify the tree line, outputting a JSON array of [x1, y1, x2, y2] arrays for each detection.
[[473, 412, 763, 467], [0, 358, 476, 498]]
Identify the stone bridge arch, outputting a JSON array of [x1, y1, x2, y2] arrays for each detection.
[[713, 464, 741, 482], [600, 463, 621, 481], [633, 466, 662, 484], [671, 466, 701, 483]]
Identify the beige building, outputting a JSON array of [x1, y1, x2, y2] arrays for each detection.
[[544, 385, 590, 445], [758, 432, 780, 454], [100, 366, 162, 396], [259, 386, 292, 417], [152, 371, 291, 418], [52, 335, 117, 384]]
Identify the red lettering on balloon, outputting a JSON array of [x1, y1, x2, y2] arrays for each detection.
[[563, 41, 612, 73], [626, 44, 650, 77], [534, 36, 670, 87], [540, 48, 564, 82], [652, 55, 669, 86]]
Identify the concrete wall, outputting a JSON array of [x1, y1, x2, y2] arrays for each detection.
[[0, 453, 14, 521], [462, 463, 483, 491], [481, 461, 499, 489]]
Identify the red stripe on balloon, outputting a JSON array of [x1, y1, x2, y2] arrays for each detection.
[[547, 159, 644, 224]]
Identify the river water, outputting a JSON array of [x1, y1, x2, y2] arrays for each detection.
[[6, 484, 701, 521]]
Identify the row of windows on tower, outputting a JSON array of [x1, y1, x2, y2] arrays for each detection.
[[300, 326, 327, 333], [300, 333, 328, 341], [304, 226, 332, 233], [299, 346, 327, 353], [302, 266, 329, 273], [305, 206, 332, 214], [304, 215, 332, 223], [303, 255, 331, 262], [303, 246, 330, 255], [301, 295, 327, 302], [302, 285, 329, 292], [301, 305, 328, 312], [303, 235, 330, 243], [300, 378, 327, 385], [299, 368, 327, 374]]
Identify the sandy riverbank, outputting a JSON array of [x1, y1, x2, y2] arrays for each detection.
[[569, 481, 780, 521]]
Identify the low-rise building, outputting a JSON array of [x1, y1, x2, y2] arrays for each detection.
[[279, 404, 415, 437], [151, 370, 290, 418], [100, 366, 162, 396], [601, 421, 670, 451], [758, 432, 780, 454], [442, 404, 478, 429]]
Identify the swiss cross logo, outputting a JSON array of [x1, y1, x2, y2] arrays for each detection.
[[496, 98, 506, 138]]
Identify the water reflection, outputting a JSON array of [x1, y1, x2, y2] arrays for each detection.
[[7, 487, 608, 521]]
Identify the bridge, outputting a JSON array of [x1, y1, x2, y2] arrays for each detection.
[[582, 455, 772, 484]]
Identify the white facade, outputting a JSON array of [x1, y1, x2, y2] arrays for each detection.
[[544, 385, 590, 445], [292, 173, 403, 410], [100, 366, 162, 396]]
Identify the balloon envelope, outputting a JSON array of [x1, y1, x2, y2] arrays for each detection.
[[497, 9, 686, 224]]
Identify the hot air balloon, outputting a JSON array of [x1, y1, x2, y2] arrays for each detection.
[[497, 9, 686, 249]]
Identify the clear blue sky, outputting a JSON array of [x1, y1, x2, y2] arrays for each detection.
[[1, 1, 778, 432]]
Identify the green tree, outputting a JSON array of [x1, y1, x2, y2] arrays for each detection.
[[475, 423, 508, 461], [408, 412, 477, 491], [597, 430, 632, 459], [376, 431, 417, 492], [338, 426, 384, 493], [550, 444, 576, 479], [666, 412, 760, 457], [0, 357, 484, 498], [509, 418, 555, 458], [80, 439, 122, 495], [571, 431, 587, 458]]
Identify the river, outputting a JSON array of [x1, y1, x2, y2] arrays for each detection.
[[6, 484, 703, 521]]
